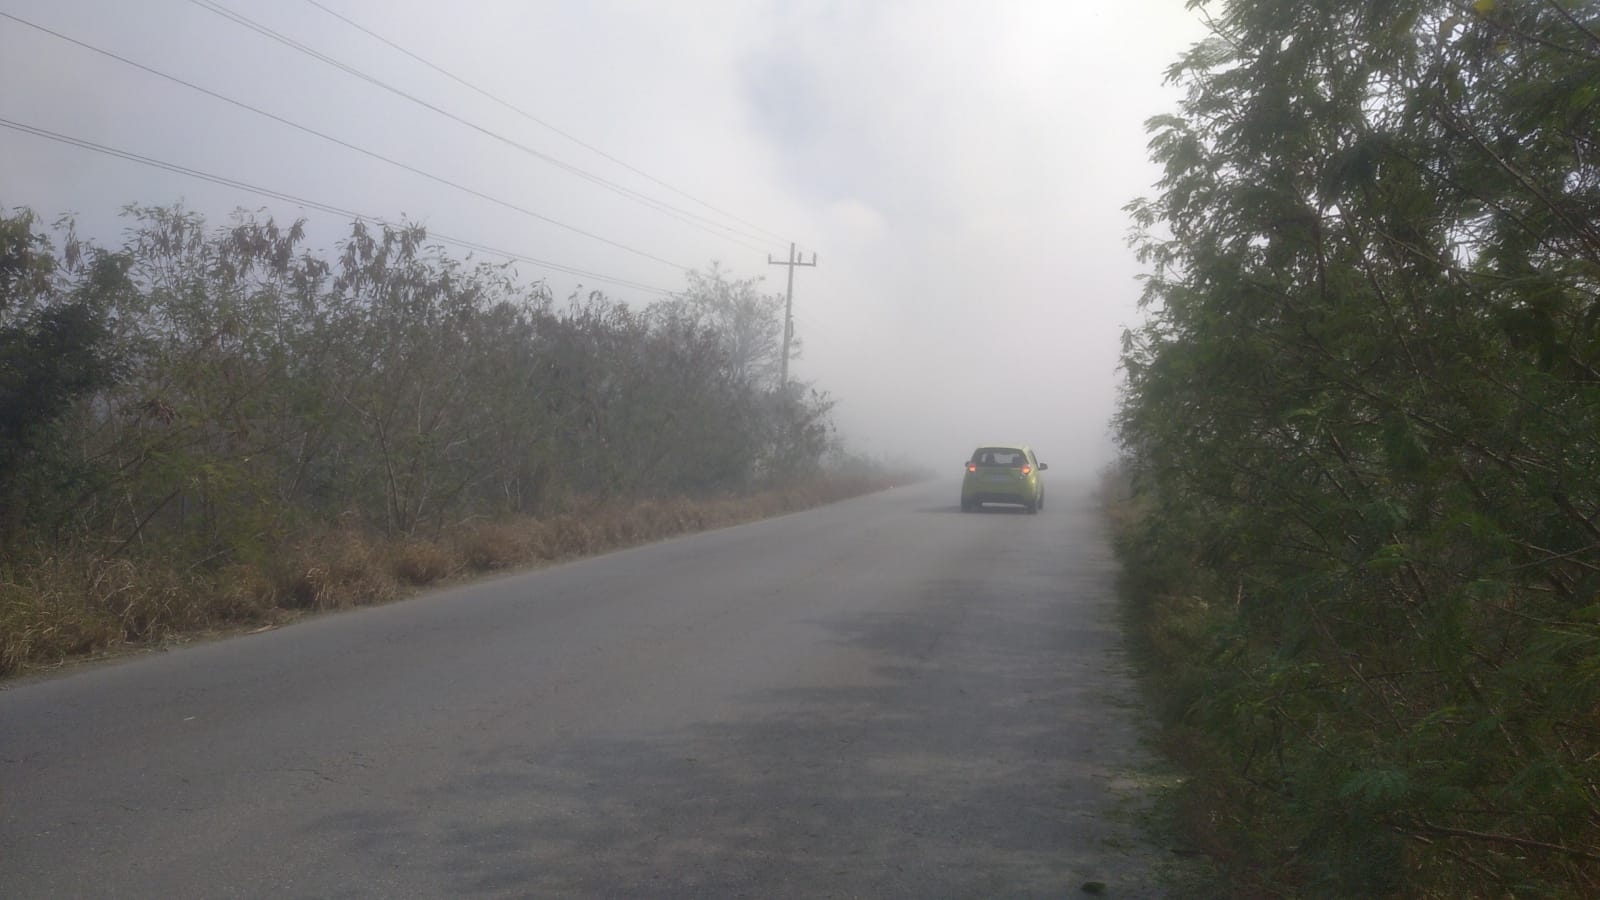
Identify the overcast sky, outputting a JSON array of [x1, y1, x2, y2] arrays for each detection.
[[1, 0, 1208, 478]]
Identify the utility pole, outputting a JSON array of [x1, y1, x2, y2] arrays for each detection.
[[767, 241, 817, 387]]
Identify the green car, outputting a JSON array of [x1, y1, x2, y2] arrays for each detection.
[[960, 445, 1047, 513]]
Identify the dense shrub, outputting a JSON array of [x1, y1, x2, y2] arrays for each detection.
[[1117, 1, 1600, 894], [0, 204, 870, 674]]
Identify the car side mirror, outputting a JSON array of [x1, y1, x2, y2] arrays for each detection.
[[1038, 463, 1048, 471]]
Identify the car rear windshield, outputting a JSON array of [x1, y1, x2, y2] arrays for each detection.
[[972, 448, 1027, 467]]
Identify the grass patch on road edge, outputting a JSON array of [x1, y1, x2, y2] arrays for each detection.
[[1097, 465, 1258, 899], [1, 475, 900, 679]]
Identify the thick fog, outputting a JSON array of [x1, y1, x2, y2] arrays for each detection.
[[0, 0, 1205, 480]]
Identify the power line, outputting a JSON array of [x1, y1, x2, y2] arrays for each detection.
[[301, 0, 806, 252], [0, 10, 687, 271], [0, 116, 673, 295], [187, 0, 783, 255]]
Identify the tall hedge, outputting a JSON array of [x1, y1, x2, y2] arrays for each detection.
[[1119, 0, 1600, 893], [0, 204, 833, 555]]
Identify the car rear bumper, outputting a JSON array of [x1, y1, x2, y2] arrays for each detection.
[[963, 490, 1036, 505]]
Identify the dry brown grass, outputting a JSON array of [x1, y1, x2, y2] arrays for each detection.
[[0, 553, 230, 673], [392, 540, 459, 586], [0, 473, 898, 678], [1, 572, 121, 675], [456, 520, 537, 569], [273, 529, 398, 611]]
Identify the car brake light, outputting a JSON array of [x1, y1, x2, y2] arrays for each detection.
[[966, 463, 977, 473], [1021, 465, 1032, 475]]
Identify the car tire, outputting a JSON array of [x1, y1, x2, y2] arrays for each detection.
[[1025, 499, 1038, 514], [1037, 493, 1045, 511]]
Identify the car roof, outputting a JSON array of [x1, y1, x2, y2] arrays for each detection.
[[972, 444, 1033, 455]]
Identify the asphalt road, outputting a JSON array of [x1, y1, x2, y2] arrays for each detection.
[[1, 480, 1168, 898]]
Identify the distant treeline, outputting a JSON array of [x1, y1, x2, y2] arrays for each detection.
[[1115, 0, 1599, 896], [2, 205, 833, 549]]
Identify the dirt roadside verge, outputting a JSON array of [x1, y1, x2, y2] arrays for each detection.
[[1, 475, 905, 681]]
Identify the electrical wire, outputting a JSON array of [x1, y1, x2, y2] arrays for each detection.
[[0, 10, 688, 271], [301, 0, 806, 251], [189, 0, 783, 255], [0, 115, 673, 294]]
